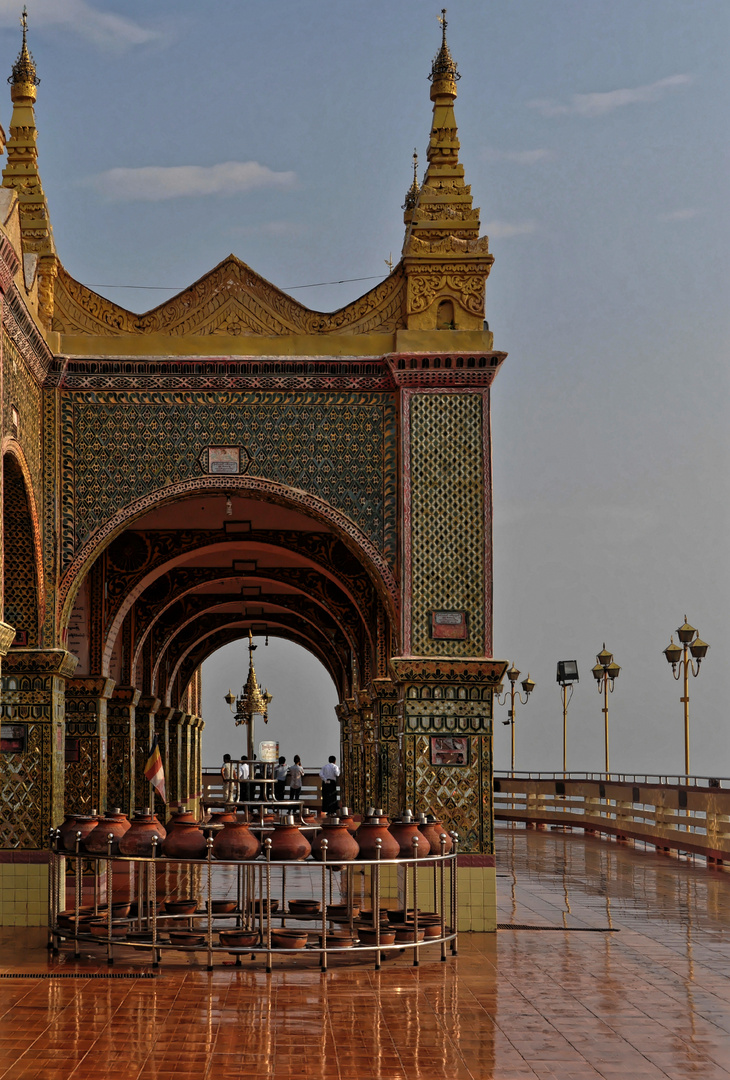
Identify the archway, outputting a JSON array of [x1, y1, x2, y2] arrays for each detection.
[[2, 447, 43, 646]]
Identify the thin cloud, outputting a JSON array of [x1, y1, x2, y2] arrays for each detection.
[[528, 74, 692, 118], [0, 0, 160, 49], [657, 208, 701, 222], [483, 147, 552, 166], [484, 220, 537, 240], [83, 162, 297, 203]]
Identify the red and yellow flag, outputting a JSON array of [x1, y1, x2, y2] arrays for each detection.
[[144, 734, 166, 802]]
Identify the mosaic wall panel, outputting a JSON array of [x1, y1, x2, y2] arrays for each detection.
[[59, 391, 397, 569], [404, 733, 493, 854], [64, 680, 111, 815], [107, 692, 137, 815], [2, 456, 38, 644], [3, 334, 43, 508], [0, 722, 46, 848], [403, 682, 492, 733], [409, 393, 485, 655]]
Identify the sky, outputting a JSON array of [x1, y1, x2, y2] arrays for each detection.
[[4, 1, 727, 777]]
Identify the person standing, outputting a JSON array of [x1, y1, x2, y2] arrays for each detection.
[[237, 758, 250, 802], [319, 755, 340, 815], [221, 753, 238, 804], [288, 755, 304, 803], [274, 756, 288, 801]]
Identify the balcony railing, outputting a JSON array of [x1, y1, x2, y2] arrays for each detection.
[[494, 771, 730, 864]]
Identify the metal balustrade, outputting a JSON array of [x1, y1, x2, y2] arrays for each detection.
[[494, 771, 730, 864]]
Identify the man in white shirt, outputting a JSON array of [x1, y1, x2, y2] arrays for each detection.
[[237, 759, 250, 802], [319, 755, 340, 814]]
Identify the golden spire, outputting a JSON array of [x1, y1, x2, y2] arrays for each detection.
[[429, 9, 460, 100], [3, 6, 56, 324], [402, 149, 420, 216], [401, 10, 493, 331], [9, 7, 39, 102]]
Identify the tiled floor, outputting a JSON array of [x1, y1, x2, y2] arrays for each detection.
[[1, 826, 729, 1079]]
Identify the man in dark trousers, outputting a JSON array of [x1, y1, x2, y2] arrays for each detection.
[[319, 755, 340, 814]]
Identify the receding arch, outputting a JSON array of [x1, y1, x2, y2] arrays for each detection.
[[58, 475, 399, 638]]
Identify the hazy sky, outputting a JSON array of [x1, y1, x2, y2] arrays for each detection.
[[8, 1, 727, 777]]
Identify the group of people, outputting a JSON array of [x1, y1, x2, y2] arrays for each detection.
[[221, 753, 340, 811]]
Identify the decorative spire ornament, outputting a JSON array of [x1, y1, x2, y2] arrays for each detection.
[[224, 630, 273, 760]]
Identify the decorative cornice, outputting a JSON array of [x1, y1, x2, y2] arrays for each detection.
[[2, 647, 78, 678], [52, 256, 407, 338], [385, 351, 506, 388], [390, 657, 508, 685]]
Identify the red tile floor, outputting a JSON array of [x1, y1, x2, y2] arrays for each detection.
[[1, 826, 729, 1079]]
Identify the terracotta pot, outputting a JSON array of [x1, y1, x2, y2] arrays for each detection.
[[164, 898, 198, 915], [418, 817, 453, 855], [161, 820, 208, 860], [220, 929, 258, 949], [394, 924, 426, 943], [150, 812, 167, 841], [60, 810, 99, 853], [357, 925, 397, 946], [119, 808, 164, 857], [337, 807, 358, 835], [207, 899, 237, 914], [167, 805, 197, 828], [266, 821, 311, 861], [355, 818, 400, 861], [311, 818, 360, 862], [271, 929, 308, 949], [288, 899, 321, 916], [207, 807, 237, 826], [388, 814, 431, 859], [212, 819, 261, 861], [84, 809, 130, 855]]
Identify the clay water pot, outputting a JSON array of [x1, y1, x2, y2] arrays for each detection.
[[267, 819, 311, 861], [355, 818, 400, 861], [418, 815, 453, 855], [271, 928, 308, 950], [119, 808, 163, 857], [60, 810, 99, 852], [167, 805, 197, 828], [311, 818, 360, 863], [389, 813, 431, 859], [164, 898, 198, 916], [161, 820, 207, 860], [337, 807, 358, 835], [212, 818, 260, 861], [150, 812, 166, 841], [207, 807, 237, 826], [84, 809, 130, 855], [220, 929, 258, 949], [357, 925, 397, 946]]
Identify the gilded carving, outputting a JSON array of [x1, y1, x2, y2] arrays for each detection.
[[53, 258, 407, 338]]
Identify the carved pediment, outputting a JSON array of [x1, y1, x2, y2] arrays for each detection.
[[52, 255, 407, 338]]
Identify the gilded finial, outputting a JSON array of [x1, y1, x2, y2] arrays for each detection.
[[429, 7, 459, 98], [9, 6, 39, 98], [402, 148, 420, 211]]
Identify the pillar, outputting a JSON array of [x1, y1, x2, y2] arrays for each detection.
[[179, 714, 193, 805], [355, 688, 378, 813], [370, 678, 401, 819], [168, 710, 183, 807], [391, 657, 505, 931], [134, 695, 160, 812], [0, 648, 77, 927], [335, 702, 351, 811], [107, 686, 140, 816], [64, 676, 115, 815]]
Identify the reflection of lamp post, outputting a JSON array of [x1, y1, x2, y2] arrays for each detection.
[[556, 661, 579, 775], [663, 617, 709, 777], [591, 645, 620, 775], [224, 630, 273, 759], [496, 664, 535, 776]]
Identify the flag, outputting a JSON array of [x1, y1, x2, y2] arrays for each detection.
[[144, 734, 166, 802]]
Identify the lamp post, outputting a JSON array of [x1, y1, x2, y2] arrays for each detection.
[[224, 630, 273, 760], [663, 617, 709, 777], [591, 645, 620, 775], [496, 664, 535, 776], [556, 661, 579, 775]]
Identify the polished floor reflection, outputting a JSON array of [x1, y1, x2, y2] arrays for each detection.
[[1, 826, 729, 1079]]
